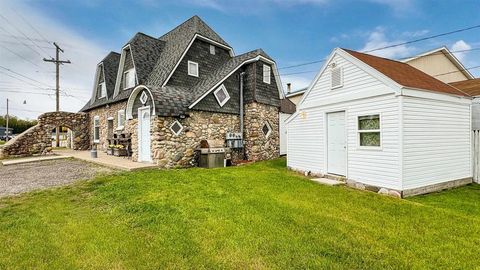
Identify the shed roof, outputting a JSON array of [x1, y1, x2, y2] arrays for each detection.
[[449, 78, 480, 96]]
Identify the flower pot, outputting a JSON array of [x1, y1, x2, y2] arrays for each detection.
[[113, 148, 127, 156], [107, 148, 113, 155]]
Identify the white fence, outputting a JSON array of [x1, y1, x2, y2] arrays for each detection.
[[473, 130, 480, 183]]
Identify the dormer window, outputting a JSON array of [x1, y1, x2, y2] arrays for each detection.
[[188, 61, 199, 77], [124, 68, 136, 89], [209, 44, 215, 55], [263, 64, 271, 84], [98, 82, 106, 98], [331, 66, 343, 89]]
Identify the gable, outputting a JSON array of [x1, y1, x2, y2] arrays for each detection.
[[300, 51, 394, 109], [405, 52, 470, 83], [118, 47, 137, 91]]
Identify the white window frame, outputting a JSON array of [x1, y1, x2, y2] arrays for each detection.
[[117, 110, 126, 130], [213, 84, 230, 107], [123, 68, 136, 89], [331, 66, 343, 89], [357, 113, 382, 150], [263, 64, 271, 84], [93, 116, 100, 143], [170, 120, 183, 136], [209, 44, 215, 55], [188, 61, 199, 77], [98, 82, 106, 98], [140, 91, 148, 105], [262, 121, 272, 138]]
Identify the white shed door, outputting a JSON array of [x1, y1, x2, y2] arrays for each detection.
[[138, 107, 151, 162], [279, 113, 289, 155], [327, 111, 346, 176]]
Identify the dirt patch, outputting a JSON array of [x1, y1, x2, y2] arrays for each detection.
[[0, 158, 112, 198]]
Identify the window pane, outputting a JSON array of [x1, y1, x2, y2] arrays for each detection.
[[358, 115, 379, 130], [94, 127, 100, 140], [360, 132, 380, 146], [216, 89, 227, 102]]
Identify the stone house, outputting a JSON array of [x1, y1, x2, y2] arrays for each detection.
[[80, 16, 287, 167]]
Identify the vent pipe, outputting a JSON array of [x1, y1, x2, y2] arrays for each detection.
[[240, 72, 246, 160], [287, 83, 291, 93]]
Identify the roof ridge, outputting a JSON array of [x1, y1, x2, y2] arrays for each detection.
[[158, 15, 200, 40]]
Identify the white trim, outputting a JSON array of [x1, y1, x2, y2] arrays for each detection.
[[401, 88, 472, 104], [188, 55, 284, 109], [140, 91, 148, 105], [117, 109, 125, 130], [162, 34, 235, 87], [98, 82, 107, 98], [398, 95, 404, 190], [402, 46, 474, 79], [187, 61, 199, 77], [113, 44, 138, 97], [90, 63, 103, 104], [123, 68, 136, 89], [93, 115, 100, 143], [126, 85, 156, 120], [263, 64, 271, 84], [262, 121, 272, 138], [209, 44, 215, 55], [169, 120, 183, 136], [107, 116, 114, 120], [137, 106, 152, 163], [213, 84, 230, 107], [356, 113, 382, 150]]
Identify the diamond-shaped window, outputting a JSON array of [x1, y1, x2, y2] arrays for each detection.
[[140, 91, 148, 105], [213, 84, 230, 107], [170, 120, 183, 136], [262, 122, 272, 138]]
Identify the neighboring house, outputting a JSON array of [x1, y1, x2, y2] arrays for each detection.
[[402, 46, 475, 83], [450, 78, 480, 129], [285, 86, 307, 106], [286, 48, 472, 197], [0, 127, 13, 138], [81, 16, 287, 167]]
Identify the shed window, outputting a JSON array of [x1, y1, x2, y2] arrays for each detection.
[[331, 66, 343, 89], [209, 44, 215, 55], [263, 64, 271, 84], [262, 122, 272, 138], [140, 91, 148, 105], [188, 61, 199, 77], [99, 82, 106, 98], [117, 110, 125, 130], [213, 84, 230, 107], [358, 114, 381, 147], [124, 68, 136, 89], [93, 116, 100, 143], [170, 120, 183, 136]]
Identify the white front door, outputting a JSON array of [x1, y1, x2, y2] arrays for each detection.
[[138, 107, 151, 162], [279, 113, 289, 155], [327, 111, 346, 176]]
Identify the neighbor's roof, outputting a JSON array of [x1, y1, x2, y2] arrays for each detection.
[[343, 49, 469, 97], [449, 78, 480, 96], [286, 87, 307, 98]]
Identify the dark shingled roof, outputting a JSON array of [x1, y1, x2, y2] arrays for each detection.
[[146, 15, 232, 86], [101, 52, 120, 99], [149, 86, 194, 116], [127, 33, 165, 84]]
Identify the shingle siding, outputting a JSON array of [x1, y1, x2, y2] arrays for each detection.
[[167, 39, 231, 89], [132, 89, 155, 118], [254, 61, 280, 107]]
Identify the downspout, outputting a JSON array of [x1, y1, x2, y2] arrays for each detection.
[[240, 72, 246, 160]]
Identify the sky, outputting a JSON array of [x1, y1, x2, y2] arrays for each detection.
[[0, 0, 479, 119]]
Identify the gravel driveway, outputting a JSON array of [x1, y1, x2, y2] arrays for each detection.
[[0, 159, 112, 198]]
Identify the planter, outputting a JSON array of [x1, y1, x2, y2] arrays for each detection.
[[106, 148, 113, 155], [113, 148, 127, 157]]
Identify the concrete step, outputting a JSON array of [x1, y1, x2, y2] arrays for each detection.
[[311, 178, 345, 186], [1, 155, 71, 166], [323, 174, 347, 182]]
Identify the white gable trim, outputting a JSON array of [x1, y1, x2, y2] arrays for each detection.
[[162, 34, 235, 87], [113, 44, 138, 98], [402, 46, 474, 79], [297, 48, 403, 109], [188, 56, 284, 109], [90, 63, 102, 105], [126, 85, 156, 120]]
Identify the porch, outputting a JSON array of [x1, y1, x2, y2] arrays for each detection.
[[53, 149, 157, 171]]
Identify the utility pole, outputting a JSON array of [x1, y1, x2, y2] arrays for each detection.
[[5, 98, 9, 142], [43, 42, 70, 147]]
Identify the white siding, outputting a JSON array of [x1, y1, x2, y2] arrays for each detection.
[[402, 97, 472, 189], [287, 52, 402, 189]]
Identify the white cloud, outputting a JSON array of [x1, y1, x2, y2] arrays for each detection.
[[0, 1, 107, 119], [360, 27, 416, 59], [451, 40, 471, 62], [367, 0, 415, 14]]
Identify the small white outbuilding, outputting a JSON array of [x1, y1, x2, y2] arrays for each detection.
[[287, 48, 473, 197]]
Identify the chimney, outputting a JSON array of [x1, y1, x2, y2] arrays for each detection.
[[287, 83, 291, 93]]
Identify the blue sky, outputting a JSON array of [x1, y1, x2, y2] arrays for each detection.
[[1, 0, 480, 118]]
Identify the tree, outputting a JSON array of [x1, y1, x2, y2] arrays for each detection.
[[0, 115, 37, 134]]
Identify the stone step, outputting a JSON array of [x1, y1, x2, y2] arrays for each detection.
[[323, 174, 347, 182], [311, 178, 345, 186]]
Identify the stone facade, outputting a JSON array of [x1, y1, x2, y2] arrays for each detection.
[[0, 111, 89, 159], [87, 102, 128, 151], [243, 102, 280, 161]]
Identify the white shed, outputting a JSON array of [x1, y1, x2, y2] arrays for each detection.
[[287, 48, 473, 197]]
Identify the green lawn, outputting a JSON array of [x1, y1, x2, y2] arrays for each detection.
[[0, 141, 5, 145], [0, 159, 479, 269]]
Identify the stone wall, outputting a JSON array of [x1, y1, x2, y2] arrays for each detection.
[[0, 111, 89, 159], [87, 102, 128, 151], [243, 102, 280, 161]]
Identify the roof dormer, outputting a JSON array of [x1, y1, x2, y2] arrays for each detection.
[[113, 45, 138, 97]]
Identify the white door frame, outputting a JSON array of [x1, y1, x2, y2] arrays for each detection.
[[325, 110, 347, 176], [137, 106, 152, 163]]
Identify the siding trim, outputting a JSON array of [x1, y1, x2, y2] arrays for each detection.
[[398, 95, 404, 190], [113, 44, 138, 98], [126, 85, 157, 119]]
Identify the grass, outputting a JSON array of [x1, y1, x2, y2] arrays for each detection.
[[0, 158, 479, 269], [0, 141, 5, 145]]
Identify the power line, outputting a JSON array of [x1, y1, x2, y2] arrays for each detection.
[[0, 44, 43, 68], [433, 65, 480, 77], [0, 24, 44, 59], [0, 65, 53, 88], [0, 106, 44, 113], [12, 8, 51, 45]]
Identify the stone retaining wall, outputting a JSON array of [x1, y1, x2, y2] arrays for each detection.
[[0, 111, 89, 159]]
